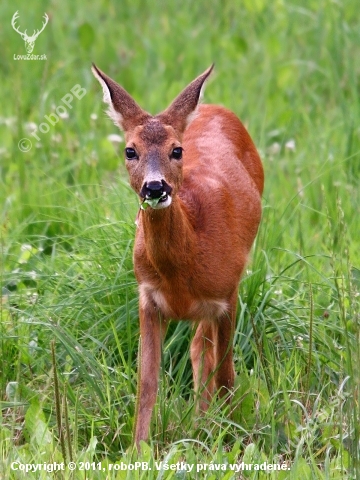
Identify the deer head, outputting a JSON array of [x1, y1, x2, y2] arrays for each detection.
[[11, 11, 49, 54], [91, 64, 213, 209]]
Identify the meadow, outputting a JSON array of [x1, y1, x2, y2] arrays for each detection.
[[1, 0, 359, 478]]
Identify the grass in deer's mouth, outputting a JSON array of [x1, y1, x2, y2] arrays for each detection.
[[141, 192, 168, 209]]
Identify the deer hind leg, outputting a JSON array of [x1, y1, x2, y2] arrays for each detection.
[[213, 291, 237, 397], [190, 320, 216, 412]]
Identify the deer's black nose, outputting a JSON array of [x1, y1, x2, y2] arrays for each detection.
[[144, 181, 163, 199], [141, 180, 172, 200]]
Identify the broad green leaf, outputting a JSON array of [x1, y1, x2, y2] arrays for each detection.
[[24, 399, 52, 446]]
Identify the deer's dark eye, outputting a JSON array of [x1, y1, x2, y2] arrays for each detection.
[[125, 147, 138, 160], [171, 147, 183, 160]]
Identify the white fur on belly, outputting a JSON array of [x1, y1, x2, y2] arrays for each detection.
[[139, 282, 228, 320]]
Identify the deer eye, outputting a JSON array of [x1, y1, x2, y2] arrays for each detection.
[[125, 147, 138, 160], [171, 147, 183, 160]]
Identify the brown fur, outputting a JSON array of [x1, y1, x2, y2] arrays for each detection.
[[92, 65, 264, 448]]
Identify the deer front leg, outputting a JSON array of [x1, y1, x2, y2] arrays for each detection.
[[134, 302, 166, 448]]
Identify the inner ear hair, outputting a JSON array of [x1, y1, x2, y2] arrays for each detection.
[[91, 63, 150, 132], [91, 64, 124, 127]]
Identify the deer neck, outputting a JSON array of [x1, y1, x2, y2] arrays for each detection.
[[140, 196, 195, 275]]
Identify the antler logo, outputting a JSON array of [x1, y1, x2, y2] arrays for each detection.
[[11, 11, 49, 54]]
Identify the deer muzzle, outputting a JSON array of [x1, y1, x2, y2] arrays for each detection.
[[140, 180, 173, 209]]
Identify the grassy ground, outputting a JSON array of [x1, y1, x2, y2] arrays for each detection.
[[1, 0, 359, 478]]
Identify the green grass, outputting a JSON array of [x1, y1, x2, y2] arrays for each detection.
[[1, 0, 360, 478]]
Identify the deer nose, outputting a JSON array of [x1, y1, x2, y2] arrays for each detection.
[[141, 180, 172, 200], [144, 181, 163, 199]]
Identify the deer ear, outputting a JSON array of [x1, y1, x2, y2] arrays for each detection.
[[158, 64, 214, 135], [91, 64, 149, 132]]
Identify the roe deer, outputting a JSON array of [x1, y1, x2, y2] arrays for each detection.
[[92, 64, 264, 448]]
